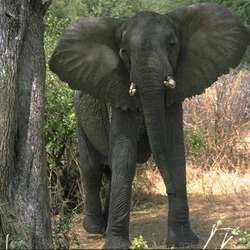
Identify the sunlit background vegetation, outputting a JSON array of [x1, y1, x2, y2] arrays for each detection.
[[44, 1, 250, 248]]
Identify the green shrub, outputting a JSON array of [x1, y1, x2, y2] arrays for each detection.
[[204, 217, 250, 249], [49, 0, 143, 19], [52, 214, 79, 249], [184, 127, 204, 156], [130, 235, 149, 250], [44, 14, 82, 214]]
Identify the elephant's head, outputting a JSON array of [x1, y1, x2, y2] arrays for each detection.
[[117, 11, 180, 92], [50, 3, 249, 192]]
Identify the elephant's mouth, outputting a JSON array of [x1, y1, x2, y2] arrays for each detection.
[[129, 76, 176, 96]]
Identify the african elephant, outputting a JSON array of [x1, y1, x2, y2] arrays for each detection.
[[49, 2, 250, 248]]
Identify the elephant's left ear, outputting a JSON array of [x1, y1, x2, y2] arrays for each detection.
[[166, 3, 250, 103], [49, 17, 135, 110]]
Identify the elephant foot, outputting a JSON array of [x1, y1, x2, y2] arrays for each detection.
[[167, 221, 199, 247], [103, 236, 131, 249], [83, 213, 107, 234]]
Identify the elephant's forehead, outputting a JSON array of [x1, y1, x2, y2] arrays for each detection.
[[126, 26, 172, 49], [130, 24, 164, 37], [123, 12, 174, 44], [129, 18, 164, 33]]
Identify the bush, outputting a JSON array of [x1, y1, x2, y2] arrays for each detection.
[[183, 69, 250, 171], [44, 14, 83, 214], [49, 0, 143, 20]]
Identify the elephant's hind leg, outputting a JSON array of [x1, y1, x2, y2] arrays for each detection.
[[77, 125, 107, 235], [74, 91, 110, 234]]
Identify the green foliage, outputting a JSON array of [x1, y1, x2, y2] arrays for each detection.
[[232, 227, 250, 247], [204, 217, 250, 249], [52, 214, 79, 249], [130, 235, 149, 250], [44, 14, 81, 214], [184, 128, 204, 156], [49, 0, 143, 19], [44, 14, 73, 156], [141, 0, 194, 13], [8, 240, 27, 250], [49, 0, 250, 23]]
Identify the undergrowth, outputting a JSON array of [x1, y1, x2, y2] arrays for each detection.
[[183, 69, 249, 172], [130, 218, 250, 249], [52, 214, 79, 249]]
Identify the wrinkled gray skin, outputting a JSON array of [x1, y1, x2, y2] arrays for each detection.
[[49, 3, 250, 249]]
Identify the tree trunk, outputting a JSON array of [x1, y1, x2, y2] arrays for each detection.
[[0, 1, 52, 249]]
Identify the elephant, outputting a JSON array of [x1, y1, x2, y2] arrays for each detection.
[[49, 2, 250, 248]]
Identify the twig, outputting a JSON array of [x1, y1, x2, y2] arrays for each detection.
[[5, 234, 9, 250], [203, 224, 234, 250], [203, 224, 217, 249]]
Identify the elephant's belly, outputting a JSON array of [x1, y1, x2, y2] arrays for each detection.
[[85, 121, 109, 158]]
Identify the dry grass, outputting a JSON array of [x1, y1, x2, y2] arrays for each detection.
[[183, 68, 250, 172], [186, 165, 250, 196], [133, 165, 250, 197]]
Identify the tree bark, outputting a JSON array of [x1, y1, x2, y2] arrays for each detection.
[[0, 1, 52, 248]]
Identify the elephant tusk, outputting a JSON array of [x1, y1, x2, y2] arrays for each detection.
[[164, 76, 176, 89], [129, 82, 137, 96]]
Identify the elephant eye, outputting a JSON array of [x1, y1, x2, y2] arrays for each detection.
[[119, 48, 130, 60], [121, 48, 128, 54], [119, 47, 131, 71], [170, 42, 175, 48], [167, 35, 176, 49]]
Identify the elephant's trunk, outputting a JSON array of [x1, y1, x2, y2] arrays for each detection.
[[139, 87, 176, 195], [130, 50, 176, 193]]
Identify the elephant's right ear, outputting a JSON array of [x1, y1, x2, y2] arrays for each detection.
[[49, 17, 134, 110]]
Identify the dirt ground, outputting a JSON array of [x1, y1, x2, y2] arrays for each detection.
[[69, 178, 250, 249]]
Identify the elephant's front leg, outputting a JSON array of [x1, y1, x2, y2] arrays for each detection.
[[104, 108, 137, 249], [165, 103, 199, 246]]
